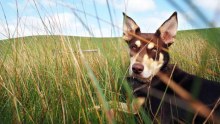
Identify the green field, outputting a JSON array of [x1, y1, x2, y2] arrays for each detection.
[[0, 28, 220, 123]]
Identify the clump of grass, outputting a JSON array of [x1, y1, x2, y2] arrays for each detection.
[[0, 35, 139, 123], [170, 29, 220, 81]]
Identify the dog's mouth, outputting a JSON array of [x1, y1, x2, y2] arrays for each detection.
[[127, 74, 162, 97], [127, 76, 151, 95], [130, 74, 153, 83]]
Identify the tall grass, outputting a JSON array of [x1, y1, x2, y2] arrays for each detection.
[[0, 35, 136, 123], [0, 28, 219, 123], [171, 28, 220, 81]]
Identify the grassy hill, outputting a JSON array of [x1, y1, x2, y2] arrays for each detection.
[[0, 28, 219, 123]]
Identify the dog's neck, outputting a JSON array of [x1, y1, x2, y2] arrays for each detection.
[[153, 64, 195, 90]]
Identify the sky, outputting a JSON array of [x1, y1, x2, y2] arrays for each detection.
[[0, 0, 220, 39]]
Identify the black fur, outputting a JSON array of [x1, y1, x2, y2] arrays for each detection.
[[127, 64, 220, 123]]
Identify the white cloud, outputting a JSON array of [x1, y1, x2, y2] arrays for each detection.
[[8, 0, 56, 9], [194, 0, 220, 11], [120, 0, 156, 12], [96, 0, 156, 12]]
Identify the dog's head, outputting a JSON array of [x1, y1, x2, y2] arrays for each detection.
[[123, 12, 178, 83]]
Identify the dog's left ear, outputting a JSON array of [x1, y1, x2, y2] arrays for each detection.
[[156, 12, 178, 45]]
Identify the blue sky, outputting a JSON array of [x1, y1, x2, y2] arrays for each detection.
[[0, 0, 219, 39]]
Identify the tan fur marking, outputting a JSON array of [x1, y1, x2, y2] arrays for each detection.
[[147, 43, 155, 49], [135, 40, 141, 47]]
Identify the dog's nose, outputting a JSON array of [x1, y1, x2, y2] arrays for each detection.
[[132, 63, 144, 74]]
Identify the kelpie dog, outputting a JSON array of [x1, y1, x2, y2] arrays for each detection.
[[123, 12, 220, 123]]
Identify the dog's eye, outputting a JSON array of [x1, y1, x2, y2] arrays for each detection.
[[130, 45, 138, 50]]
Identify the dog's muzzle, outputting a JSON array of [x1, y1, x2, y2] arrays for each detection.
[[130, 63, 154, 82]]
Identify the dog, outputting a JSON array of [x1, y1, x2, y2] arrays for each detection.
[[123, 12, 220, 123]]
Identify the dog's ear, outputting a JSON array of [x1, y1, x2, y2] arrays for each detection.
[[156, 12, 178, 45], [123, 12, 140, 42]]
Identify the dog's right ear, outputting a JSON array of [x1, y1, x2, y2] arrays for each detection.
[[156, 12, 178, 45], [123, 12, 140, 42]]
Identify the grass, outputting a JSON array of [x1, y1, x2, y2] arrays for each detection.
[[0, 28, 220, 123]]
